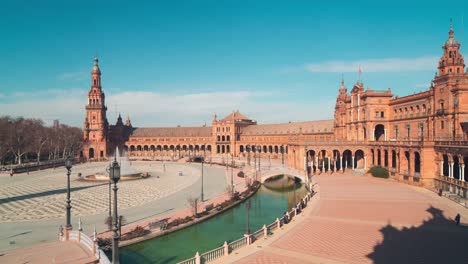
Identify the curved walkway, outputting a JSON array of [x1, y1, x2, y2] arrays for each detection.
[[227, 174, 468, 264], [0, 161, 227, 251]]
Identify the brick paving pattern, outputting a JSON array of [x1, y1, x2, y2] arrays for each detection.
[[0, 161, 200, 222], [236, 174, 468, 264]]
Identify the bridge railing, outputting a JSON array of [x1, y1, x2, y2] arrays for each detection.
[[62, 229, 111, 264], [177, 188, 316, 264]]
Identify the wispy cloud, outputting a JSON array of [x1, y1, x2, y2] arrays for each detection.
[[304, 56, 439, 73], [57, 71, 87, 81], [0, 88, 334, 127]]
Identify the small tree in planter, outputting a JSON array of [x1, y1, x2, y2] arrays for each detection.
[[187, 196, 199, 217]]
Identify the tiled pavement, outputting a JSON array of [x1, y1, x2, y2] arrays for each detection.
[[0, 240, 97, 264], [0, 161, 200, 222], [233, 174, 468, 264]]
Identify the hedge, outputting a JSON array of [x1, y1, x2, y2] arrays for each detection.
[[368, 166, 389, 178]]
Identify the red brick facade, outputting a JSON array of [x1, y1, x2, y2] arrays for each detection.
[[82, 24, 468, 195]]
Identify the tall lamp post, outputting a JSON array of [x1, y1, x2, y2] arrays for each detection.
[[257, 146, 261, 175], [231, 159, 234, 196], [201, 161, 204, 201], [65, 156, 73, 239], [253, 147, 257, 181], [246, 200, 251, 235], [109, 157, 121, 264], [281, 145, 284, 167], [304, 146, 308, 187]]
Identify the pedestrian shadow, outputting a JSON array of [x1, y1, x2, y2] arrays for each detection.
[[367, 206, 468, 264], [0, 183, 107, 204]]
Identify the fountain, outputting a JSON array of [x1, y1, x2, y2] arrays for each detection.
[[82, 147, 147, 181]]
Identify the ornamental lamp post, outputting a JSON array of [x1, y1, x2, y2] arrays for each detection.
[[257, 146, 261, 174], [304, 146, 308, 186], [65, 155, 73, 238], [201, 161, 204, 201], [281, 145, 284, 167], [246, 200, 251, 235], [231, 159, 234, 196], [247, 145, 251, 166], [109, 157, 121, 264]]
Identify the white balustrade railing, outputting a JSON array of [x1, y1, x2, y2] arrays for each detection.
[[251, 229, 264, 241], [65, 230, 111, 264], [229, 236, 247, 252], [177, 257, 196, 264], [201, 246, 225, 262], [177, 187, 316, 263]]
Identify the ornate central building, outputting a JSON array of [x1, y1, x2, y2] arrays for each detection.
[[81, 24, 468, 197]]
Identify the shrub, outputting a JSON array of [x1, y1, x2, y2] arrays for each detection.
[[96, 238, 112, 250], [204, 203, 214, 212], [122, 226, 148, 240], [368, 166, 389, 178]]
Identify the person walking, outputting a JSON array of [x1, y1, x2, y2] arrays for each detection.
[[454, 213, 461, 226]]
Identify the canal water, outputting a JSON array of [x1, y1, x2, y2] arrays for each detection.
[[120, 177, 305, 264]]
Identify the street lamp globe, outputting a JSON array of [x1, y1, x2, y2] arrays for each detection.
[[110, 159, 121, 184], [65, 155, 73, 170]]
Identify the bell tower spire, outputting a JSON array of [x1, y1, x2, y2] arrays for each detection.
[[83, 56, 109, 160], [92, 56, 101, 89], [438, 20, 465, 76]]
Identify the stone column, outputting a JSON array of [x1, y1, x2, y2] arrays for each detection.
[[373, 128, 375, 141], [440, 160, 444, 176], [322, 160, 325, 172], [384, 129, 387, 141], [461, 165, 465, 182], [344, 160, 347, 172], [334, 159, 337, 172], [352, 156, 355, 170], [326, 157, 330, 172], [364, 157, 367, 170], [459, 165, 464, 181], [450, 163, 454, 178]]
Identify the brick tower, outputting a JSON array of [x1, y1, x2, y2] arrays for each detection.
[[83, 56, 109, 159]]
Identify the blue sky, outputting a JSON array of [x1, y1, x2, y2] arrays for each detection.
[[1, 0, 467, 127]]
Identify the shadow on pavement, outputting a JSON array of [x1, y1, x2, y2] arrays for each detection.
[[0, 183, 107, 204], [367, 206, 468, 264]]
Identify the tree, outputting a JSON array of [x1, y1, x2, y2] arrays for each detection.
[[8, 118, 35, 165], [0, 116, 11, 164], [31, 119, 49, 162], [186, 196, 199, 217]]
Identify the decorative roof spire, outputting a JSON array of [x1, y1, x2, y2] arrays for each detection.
[[92, 56, 101, 74], [445, 19, 459, 46]]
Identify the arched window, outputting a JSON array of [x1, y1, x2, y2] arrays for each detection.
[[94, 79, 97, 85], [449, 51, 453, 58], [226, 135, 230, 141]]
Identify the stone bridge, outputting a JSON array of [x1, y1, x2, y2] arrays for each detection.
[[260, 168, 306, 183]]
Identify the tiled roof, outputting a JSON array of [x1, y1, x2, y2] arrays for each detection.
[[131, 126, 212, 137], [221, 111, 251, 121], [242, 120, 334, 135]]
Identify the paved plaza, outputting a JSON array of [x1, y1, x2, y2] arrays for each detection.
[[0, 161, 228, 251], [228, 174, 468, 264]]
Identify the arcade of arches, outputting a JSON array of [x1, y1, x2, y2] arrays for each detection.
[[82, 24, 468, 200]]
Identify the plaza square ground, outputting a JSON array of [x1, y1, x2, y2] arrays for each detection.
[[0, 161, 229, 251]]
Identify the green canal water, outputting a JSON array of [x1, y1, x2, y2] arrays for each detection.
[[120, 180, 305, 264]]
